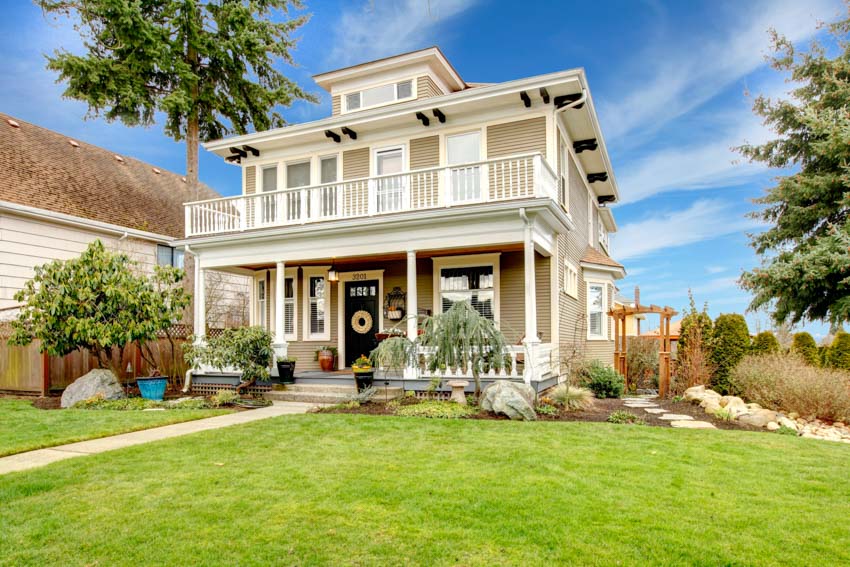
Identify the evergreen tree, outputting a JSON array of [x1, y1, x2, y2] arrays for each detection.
[[791, 332, 819, 366], [751, 331, 781, 354], [678, 290, 713, 354], [37, 0, 315, 192], [827, 331, 850, 370], [710, 314, 751, 394], [738, 17, 850, 327]]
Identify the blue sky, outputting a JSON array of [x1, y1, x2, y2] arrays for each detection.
[[0, 0, 844, 338]]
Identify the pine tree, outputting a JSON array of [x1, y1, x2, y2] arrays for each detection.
[[37, 0, 316, 191], [710, 314, 751, 394], [827, 331, 850, 370], [791, 332, 819, 366], [751, 331, 780, 354], [737, 16, 850, 326]]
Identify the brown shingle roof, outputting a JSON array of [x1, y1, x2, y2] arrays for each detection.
[[581, 245, 624, 269], [0, 112, 219, 238]]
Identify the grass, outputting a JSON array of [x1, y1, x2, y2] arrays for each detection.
[[0, 398, 229, 457], [1, 414, 849, 566]]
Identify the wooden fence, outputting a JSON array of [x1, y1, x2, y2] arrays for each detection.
[[0, 324, 197, 395]]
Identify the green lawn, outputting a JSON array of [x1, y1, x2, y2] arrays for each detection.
[[0, 398, 229, 457], [1, 414, 849, 566]]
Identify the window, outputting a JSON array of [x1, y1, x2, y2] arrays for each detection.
[[303, 268, 330, 340], [283, 276, 296, 338], [257, 278, 267, 330], [587, 282, 607, 340], [262, 165, 277, 192], [564, 260, 579, 299], [440, 266, 495, 320], [344, 79, 415, 112], [260, 165, 278, 223], [375, 146, 405, 212], [320, 156, 338, 184], [156, 245, 183, 268], [598, 221, 609, 251], [446, 131, 481, 202], [286, 161, 311, 188]]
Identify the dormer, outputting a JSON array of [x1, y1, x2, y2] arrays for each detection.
[[313, 46, 467, 116]]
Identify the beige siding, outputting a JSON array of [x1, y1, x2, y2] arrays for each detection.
[[535, 254, 551, 343], [410, 135, 440, 209], [416, 75, 443, 99], [245, 166, 256, 195], [500, 251, 524, 343], [486, 116, 547, 159], [342, 147, 370, 217], [331, 95, 341, 116]]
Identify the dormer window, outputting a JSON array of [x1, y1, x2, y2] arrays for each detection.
[[343, 79, 415, 113]]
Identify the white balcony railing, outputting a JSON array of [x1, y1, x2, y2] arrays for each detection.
[[184, 152, 559, 237]]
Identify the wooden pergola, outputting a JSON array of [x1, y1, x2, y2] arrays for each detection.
[[609, 302, 678, 398]]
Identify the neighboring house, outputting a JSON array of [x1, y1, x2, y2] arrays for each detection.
[[0, 112, 249, 329], [179, 47, 625, 390]]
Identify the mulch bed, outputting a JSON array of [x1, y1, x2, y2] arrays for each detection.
[[318, 395, 766, 431]]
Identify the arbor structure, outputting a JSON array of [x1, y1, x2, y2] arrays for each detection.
[[738, 17, 850, 326], [37, 0, 315, 191], [609, 300, 677, 397]]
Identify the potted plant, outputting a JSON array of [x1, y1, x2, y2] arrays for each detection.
[[137, 371, 168, 401], [276, 356, 297, 384], [315, 346, 337, 372], [352, 354, 374, 391]]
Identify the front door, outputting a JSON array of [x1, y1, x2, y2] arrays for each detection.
[[345, 280, 379, 366]]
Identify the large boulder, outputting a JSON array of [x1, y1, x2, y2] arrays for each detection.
[[480, 381, 536, 421], [738, 409, 779, 428], [61, 369, 126, 408], [683, 385, 706, 402], [720, 396, 748, 417]]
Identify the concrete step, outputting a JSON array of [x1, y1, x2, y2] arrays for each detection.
[[286, 383, 357, 394], [265, 384, 405, 404], [265, 390, 354, 404]]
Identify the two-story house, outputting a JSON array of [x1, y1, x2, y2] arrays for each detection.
[[180, 47, 624, 392]]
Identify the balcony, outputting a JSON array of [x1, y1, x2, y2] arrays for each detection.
[[184, 153, 559, 238]]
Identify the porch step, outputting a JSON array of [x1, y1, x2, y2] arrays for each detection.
[[264, 383, 404, 404], [287, 383, 357, 395], [264, 390, 355, 404]]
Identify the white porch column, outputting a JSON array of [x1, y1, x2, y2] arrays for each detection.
[[523, 222, 539, 384], [405, 250, 418, 379], [273, 260, 287, 362], [193, 261, 206, 339]]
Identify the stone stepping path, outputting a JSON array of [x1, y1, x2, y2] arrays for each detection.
[[624, 402, 659, 408], [659, 414, 693, 421], [670, 420, 717, 429], [644, 408, 667, 414]]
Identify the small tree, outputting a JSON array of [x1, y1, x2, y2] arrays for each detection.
[[678, 290, 713, 354], [674, 319, 715, 395], [9, 240, 189, 378], [827, 331, 850, 370], [751, 331, 781, 355], [626, 336, 659, 391], [791, 332, 819, 366], [710, 314, 751, 394]]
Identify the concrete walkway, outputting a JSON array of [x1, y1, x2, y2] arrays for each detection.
[[0, 401, 317, 476]]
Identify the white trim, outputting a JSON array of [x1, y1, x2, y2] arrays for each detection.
[[432, 253, 501, 324], [564, 259, 579, 299], [302, 266, 331, 341], [282, 267, 298, 341], [585, 278, 608, 341], [337, 269, 385, 370], [256, 270, 269, 331]]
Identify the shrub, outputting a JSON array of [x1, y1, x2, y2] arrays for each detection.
[[730, 353, 850, 421], [606, 410, 645, 425], [673, 296, 716, 395], [576, 361, 624, 399], [535, 403, 558, 416], [677, 291, 713, 354], [350, 386, 377, 404], [712, 407, 734, 422], [710, 314, 751, 394], [211, 389, 239, 407], [626, 337, 659, 391], [751, 331, 780, 355], [827, 331, 850, 370], [185, 326, 274, 388], [791, 332, 819, 366], [549, 384, 594, 411], [394, 400, 476, 419]]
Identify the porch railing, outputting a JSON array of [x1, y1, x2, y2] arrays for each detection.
[[184, 152, 559, 237]]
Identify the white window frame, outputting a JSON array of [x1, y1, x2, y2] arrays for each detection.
[[285, 158, 312, 189], [598, 222, 609, 252], [341, 77, 418, 114], [261, 164, 279, 193], [302, 266, 331, 341], [256, 272, 269, 331], [432, 253, 501, 324], [563, 259, 579, 299], [586, 279, 608, 341], [282, 267, 298, 341], [319, 154, 340, 185]]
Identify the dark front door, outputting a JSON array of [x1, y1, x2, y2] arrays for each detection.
[[345, 280, 379, 366]]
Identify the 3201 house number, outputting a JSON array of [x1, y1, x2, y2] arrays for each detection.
[[351, 273, 368, 281]]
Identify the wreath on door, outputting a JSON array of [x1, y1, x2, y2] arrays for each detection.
[[351, 310, 373, 334]]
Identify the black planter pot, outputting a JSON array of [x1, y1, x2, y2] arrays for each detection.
[[276, 361, 296, 384], [354, 371, 374, 391]]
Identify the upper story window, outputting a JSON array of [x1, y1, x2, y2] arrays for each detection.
[[156, 245, 184, 269], [343, 79, 415, 113], [598, 222, 610, 252], [564, 260, 579, 299]]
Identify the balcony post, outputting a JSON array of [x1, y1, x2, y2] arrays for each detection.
[[522, 220, 539, 384], [274, 261, 287, 363], [404, 250, 418, 379]]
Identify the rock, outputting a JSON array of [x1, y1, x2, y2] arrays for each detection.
[[720, 395, 743, 408], [61, 369, 126, 408], [670, 420, 717, 429], [738, 409, 779, 428], [766, 422, 780, 431], [659, 414, 693, 421], [683, 385, 706, 402], [644, 408, 667, 414], [788, 412, 799, 420], [480, 381, 536, 421], [624, 402, 657, 408], [835, 422, 845, 428], [747, 403, 763, 411], [702, 399, 721, 414], [778, 416, 798, 431]]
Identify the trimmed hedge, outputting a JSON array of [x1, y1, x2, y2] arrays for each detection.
[[710, 314, 751, 394], [751, 331, 780, 355], [827, 331, 850, 370], [791, 332, 819, 366]]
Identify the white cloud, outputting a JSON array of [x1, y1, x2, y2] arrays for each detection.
[[614, 199, 759, 261], [599, 0, 841, 141], [705, 265, 727, 274], [327, 0, 478, 67]]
